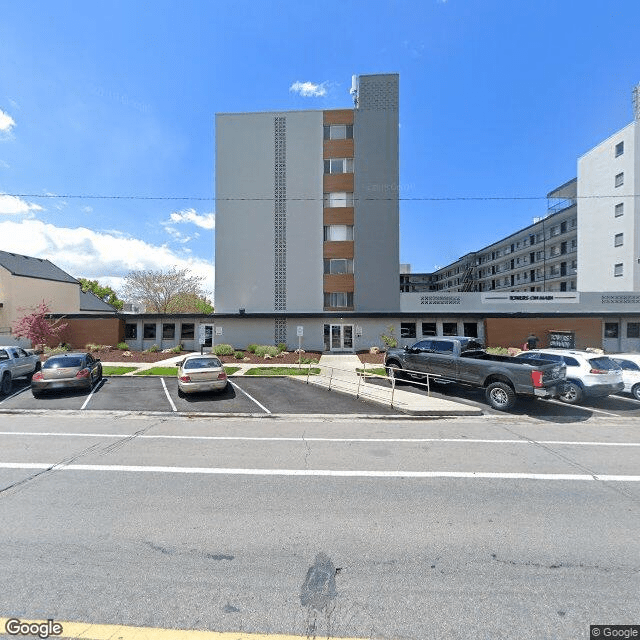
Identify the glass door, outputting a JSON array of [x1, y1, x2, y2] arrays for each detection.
[[327, 324, 354, 351]]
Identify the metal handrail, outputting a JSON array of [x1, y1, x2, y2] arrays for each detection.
[[304, 361, 441, 409]]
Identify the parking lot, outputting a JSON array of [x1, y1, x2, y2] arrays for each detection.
[[0, 375, 403, 415], [379, 377, 640, 420]]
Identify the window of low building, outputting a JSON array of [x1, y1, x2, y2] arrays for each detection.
[[162, 323, 175, 339], [421, 322, 437, 336], [143, 323, 156, 339], [627, 323, 640, 339], [442, 322, 458, 336], [400, 323, 416, 339], [125, 324, 137, 340], [605, 323, 619, 338], [181, 323, 195, 340]]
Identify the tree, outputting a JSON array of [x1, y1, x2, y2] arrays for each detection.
[[12, 301, 68, 348], [165, 292, 214, 314], [121, 267, 208, 313], [78, 278, 124, 311]]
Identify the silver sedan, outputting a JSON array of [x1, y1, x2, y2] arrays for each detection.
[[177, 354, 228, 396]]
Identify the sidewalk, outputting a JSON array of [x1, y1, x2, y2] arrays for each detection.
[[100, 353, 481, 415]]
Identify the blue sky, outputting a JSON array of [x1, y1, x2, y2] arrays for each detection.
[[1, 0, 639, 299]]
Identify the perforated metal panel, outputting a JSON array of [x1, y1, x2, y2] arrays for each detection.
[[274, 317, 287, 345], [274, 116, 287, 310]]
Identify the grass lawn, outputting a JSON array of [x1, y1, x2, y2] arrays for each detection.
[[244, 367, 321, 376], [133, 366, 242, 376], [102, 366, 137, 375], [133, 367, 180, 376], [356, 367, 387, 377]]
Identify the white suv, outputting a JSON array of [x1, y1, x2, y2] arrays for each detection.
[[516, 349, 624, 404], [610, 353, 640, 401]]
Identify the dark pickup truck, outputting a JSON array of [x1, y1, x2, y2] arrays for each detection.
[[384, 336, 566, 411]]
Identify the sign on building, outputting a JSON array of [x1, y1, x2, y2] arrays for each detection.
[[548, 331, 575, 349]]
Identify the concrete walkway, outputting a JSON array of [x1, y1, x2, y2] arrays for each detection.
[[100, 352, 481, 416]]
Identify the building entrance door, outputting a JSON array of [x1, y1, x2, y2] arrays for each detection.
[[324, 324, 354, 352]]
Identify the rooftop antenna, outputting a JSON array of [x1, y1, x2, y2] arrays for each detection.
[[350, 74, 359, 107], [633, 82, 640, 121]]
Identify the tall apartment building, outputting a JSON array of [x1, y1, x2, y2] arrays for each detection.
[[215, 73, 399, 348], [418, 88, 640, 294]]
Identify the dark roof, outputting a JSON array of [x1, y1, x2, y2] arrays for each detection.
[[79, 289, 118, 313], [0, 250, 78, 284]]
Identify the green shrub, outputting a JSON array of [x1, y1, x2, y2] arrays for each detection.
[[117, 342, 130, 350], [144, 344, 160, 353], [234, 351, 245, 359], [213, 343, 234, 356], [169, 344, 183, 353], [379, 325, 398, 349], [247, 344, 258, 353], [44, 345, 70, 357], [255, 345, 279, 358], [277, 342, 287, 352]]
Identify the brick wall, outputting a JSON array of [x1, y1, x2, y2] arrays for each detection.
[[484, 317, 602, 350], [58, 318, 124, 349]]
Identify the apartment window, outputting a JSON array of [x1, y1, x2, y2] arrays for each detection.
[[605, 323, 619, 339], [162, 323, 175, 340], [615, 141, 624, 157], [421, 322, 437, 336], [323, 258, 353, 274], [560, 221, 567, 234], [125, 324, 137, 340], [324, 292, 353, 308], [143, 323, 156, 339], [324, 158, 354, 174], [615, 172, 624, 188], [614, 263, 623, 277], [323, 192, 354, 208], [400, 323, 416, 339], [323, 124, 353, 140], [627, 323, 640, 339], [323, 224, 354, 241], [615, 203, 624, 217], [614, 233, 624, 247], [181, 323, 195, 340]]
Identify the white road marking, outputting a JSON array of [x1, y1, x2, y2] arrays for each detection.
[[230, 380, 271, 414], [546, 398, 622, 417], [0, 386, 30, 404], [0, 461, 638, 481], [80, 379, 105, 410], [0, 432, 639, 447], [160, 378, 177, 412]]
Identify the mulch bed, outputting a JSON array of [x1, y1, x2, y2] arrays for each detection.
[[44, 348, 387, 365]]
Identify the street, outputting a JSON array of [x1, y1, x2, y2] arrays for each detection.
[[1, 411, 639, 640]]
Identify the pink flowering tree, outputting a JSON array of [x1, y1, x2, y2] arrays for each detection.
[[11, 301, 68, 349]]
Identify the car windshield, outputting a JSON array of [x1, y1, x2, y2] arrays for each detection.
[[43, 357, 83, 369], [183, 357, 222, 370], [588, 357, 620, 371]]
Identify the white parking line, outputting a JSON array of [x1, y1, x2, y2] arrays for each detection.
[[0, 461, 639, 482], [80, 379, 106, 410], [0, 385, 30, 404], [546, 398, 622, 417], [1, 432, 640, 448], [230, 380, 271, 414], [160, 378, 177, 412]]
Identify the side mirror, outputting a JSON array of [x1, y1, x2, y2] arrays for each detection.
[[403, 345, 409, 351], [176, 360, 184, 367]]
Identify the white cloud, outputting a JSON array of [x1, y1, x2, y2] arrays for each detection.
[[0, 219, 215, 298], [165, 208, 215, 230], [289, 81, 328, 98], [0, 110, 15, 134], [0, 160, 10, 169], [0, 194, 43, 216]]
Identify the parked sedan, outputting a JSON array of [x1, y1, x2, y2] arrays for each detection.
[[31, 352, 102, 397], [611, 354, 640, 400], [177, 354, 228, 396]]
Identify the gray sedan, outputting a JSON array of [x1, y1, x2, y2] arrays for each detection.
[[177, 354, 228, 396]]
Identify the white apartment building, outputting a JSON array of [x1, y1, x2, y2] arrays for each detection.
[[419, 95, 640, 296]]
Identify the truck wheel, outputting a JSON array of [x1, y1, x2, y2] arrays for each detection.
[[1, 374, 12, 395], [385, 361, 404, 384], [631, 384, 640, 401], [485, 381, 516, 411], [558, 381, 583, 404]]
